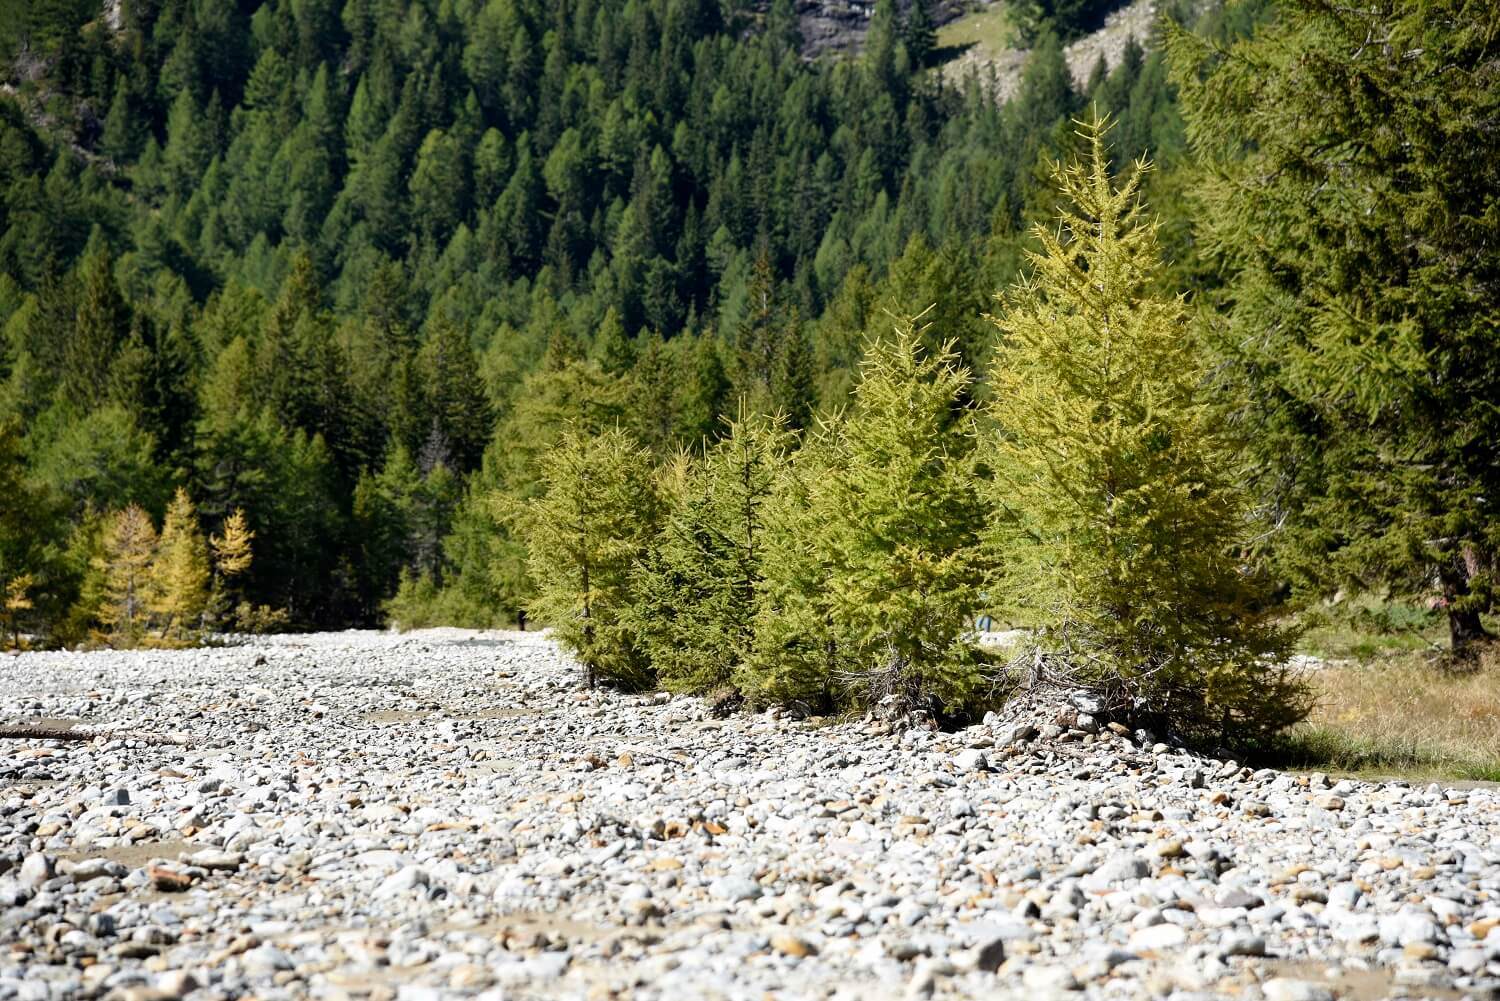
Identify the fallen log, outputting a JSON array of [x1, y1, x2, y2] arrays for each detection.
[[0, 724, 191, 746]]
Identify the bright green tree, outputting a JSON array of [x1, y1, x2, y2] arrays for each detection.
[[628, 410, 793, 693], [987, 118, 1306, 745], [519, 425, 659, 689], [815, 315, 994, 714], [1169, 0, 1500, 659], [741, 424, 852, 709]]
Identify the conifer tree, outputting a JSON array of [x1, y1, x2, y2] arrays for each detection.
[[64, 247, 130, 412], [98, 504, 158, 647], [418, 314, 493, 474], [208, 506, 254, 625], [520, 425, 659, 689], [1, 573, 32, 650], [741, 424, 852, 710], [211, 508, 254, 579], [629, 410, 793, 693], [1169, 0, 1500, 659], [817, 315, 994, 713], [987, 118, 1307, 745], [151, 487, 211, 642]]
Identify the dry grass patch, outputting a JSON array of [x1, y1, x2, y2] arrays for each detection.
[[1270, 644, 1500, 782]]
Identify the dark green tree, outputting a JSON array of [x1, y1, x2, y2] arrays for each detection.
[[1170, 0, 1500, 658]]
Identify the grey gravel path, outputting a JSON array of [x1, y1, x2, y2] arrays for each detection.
[[1, 630, 1497, 1001]]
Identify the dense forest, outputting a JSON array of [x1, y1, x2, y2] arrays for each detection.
[[1, 0, 1496, 723]]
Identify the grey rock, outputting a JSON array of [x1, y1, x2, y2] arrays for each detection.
[[373, 865, 429, 899], [1261, 979, 1335, 1001], [17, 853, 51, 888], [709, 875, 762, 903]]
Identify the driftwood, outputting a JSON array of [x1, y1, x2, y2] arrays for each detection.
[[0, 724, 190, 746]]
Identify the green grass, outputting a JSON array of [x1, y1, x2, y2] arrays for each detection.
[[1265, 724, 1500, 784], [935, 3, 1017, 60]]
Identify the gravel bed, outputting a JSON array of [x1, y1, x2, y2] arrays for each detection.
[[1, 630, 1497, 1001]]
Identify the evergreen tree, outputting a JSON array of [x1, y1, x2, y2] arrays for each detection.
[[418, 314, 493, 474], [519, 425, 658, 689], [150, 486, 211, 642], [1169, 0, 1500, 659], [98, 504, 158, 647], [817, 314, 994, 714], [903, 0, 936, 68], [987, 118, 1306, 745], [628, 410, 793, 693], [742, 423, 850, 709], [64, 247, 129, 412]]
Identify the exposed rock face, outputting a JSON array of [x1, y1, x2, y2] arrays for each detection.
[[941, 0, 1155, 103], [1061, 0, 1157, 85], [794, 0, 970, 58]]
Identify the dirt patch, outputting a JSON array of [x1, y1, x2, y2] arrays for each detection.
[[1252, 959, 1465, 1001], [451, 708, 535, 721], [7, 717, 90, 730], [58, 839, 195, 869], [361, 707, 535, 724], [361, 710, 435, 724]]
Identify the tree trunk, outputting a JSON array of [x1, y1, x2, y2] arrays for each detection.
[[1440, 555, 1494, 660], [1449, 606, 1492, 657]]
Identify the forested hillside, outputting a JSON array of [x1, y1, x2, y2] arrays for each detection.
[[0, 0, 1189, 637], [2, 0, 1495, 688]]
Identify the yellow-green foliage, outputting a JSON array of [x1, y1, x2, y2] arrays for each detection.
[[740, 424, 855, 709], [151, 488, 211, 642], [629, 411, 794, 694], [521, 425, 660, 689], [811, 316, 995, 713], [211, 508, 254, 578], [987, 117, 1308, 745], [96, 504, 157, 646], [1, 572, 33, 649]]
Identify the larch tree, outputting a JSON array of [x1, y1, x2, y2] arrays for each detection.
[[1168, 0, 1500, 659], [628, 409, 793, 694], [98, 504, 158, 647], [209, 506, 254, 625], [816, 314, 994, 715], [151, 487, 211, 642], [520, 425, 659, 690], [987, 116, 1307, 746], [741, 423, 853, 710]]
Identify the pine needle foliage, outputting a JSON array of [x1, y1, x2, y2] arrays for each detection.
[[150, 487, 212, 643], [522, 425, 660, 690], [817, 315, 995, 714], [1167, 0, 1500, 658], [211, 509, 254, 579], [740, 424, 855, 710], [629, 409, 794, 693], [97, 504, 157, 647], [988, 116, 1308, 746]]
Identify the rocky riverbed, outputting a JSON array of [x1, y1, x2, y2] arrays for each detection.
[[1, 630, 1498, 1001]]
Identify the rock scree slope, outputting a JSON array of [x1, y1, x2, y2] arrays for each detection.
[[1, 630, 1498, 1000]]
